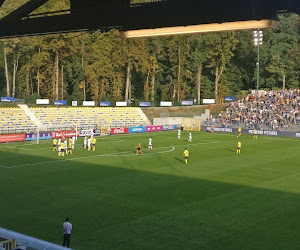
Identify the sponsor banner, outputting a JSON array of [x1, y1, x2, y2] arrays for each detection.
[[116, 102, 127, 107], [111, 127, 129, 135], [162, 125, 177, 131], [83, 101, 95, 107], [129, 127, 146, 133], [94, 129, 101, 136], [204, 126, 235, 133], [36, 99, 49, 105], [79, 129, 93, 137], [72, 101, 78, 107], [225, 96, 236, 102], [181, 100, 193, 106], [54, 100, 67, 106], [146, 126, 162, 132], [51, 130, 79, 139], [26, 132, 52, 141], [139, 102, 151, 107], [202, 99, 215, 104], [160, 101, 172, 107], [1, 97, 15, 102], [202, 126, 300, 138], [0, 134, 26, 143], [100, 102, 111, 107]]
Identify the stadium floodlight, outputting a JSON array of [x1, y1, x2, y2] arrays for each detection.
[[124, 20, 276, 38], [253, 30, 263, 99]]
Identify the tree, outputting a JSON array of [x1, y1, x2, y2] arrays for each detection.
[[205, 32, 238, 103]]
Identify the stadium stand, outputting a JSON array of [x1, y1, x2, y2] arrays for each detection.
[[30, 107, 146, 129], [204, 89, 300, 131], [0, 107, 35, 133]]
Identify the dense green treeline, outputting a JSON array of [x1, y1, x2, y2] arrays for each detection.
[[0, 1, 299, 105]]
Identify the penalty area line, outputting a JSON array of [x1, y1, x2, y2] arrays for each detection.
[[4, 146, 177, 169], [4, 141, 219, 169]]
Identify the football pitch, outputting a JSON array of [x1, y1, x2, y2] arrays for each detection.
[[0, 131, 299, 250]]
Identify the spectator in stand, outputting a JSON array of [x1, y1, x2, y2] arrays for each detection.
[[205, 89, 300, 131]]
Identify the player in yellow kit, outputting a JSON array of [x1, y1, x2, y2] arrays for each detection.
[[91, 137, 96, 151], [238, 127, 241, 137], [53, 138, 58, 151], [237, 140, 241, 154], [183, 148, 189, 164], [60, 141, 65, 157], [254, 129, 258, 139], [68, 141, 73, 155]]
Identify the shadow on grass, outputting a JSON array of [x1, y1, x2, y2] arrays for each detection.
[[0, 149, 299, 250]]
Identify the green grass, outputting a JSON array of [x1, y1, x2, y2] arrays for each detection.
[[0, 131, 299, 250]]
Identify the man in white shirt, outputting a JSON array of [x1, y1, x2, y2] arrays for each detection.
[[178, 129, 181, 139], [87, 137, 91, 151], [63, 217, 72, 248], [188, 132, 192, 142], [148, 137, 152, 150], [64, 140, 68, 154], [72, 136, 75, 149]]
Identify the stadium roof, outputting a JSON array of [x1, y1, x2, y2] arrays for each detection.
[[0, 0, 299, 38]]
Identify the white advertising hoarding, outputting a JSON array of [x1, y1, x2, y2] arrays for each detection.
[[83, 101, 95, 107], [36, 99, 49, 105], [202, 99, 215, 104], [160, 101, 172, 107], [72, 101, 78, 106], [116, 102, 127, 107]]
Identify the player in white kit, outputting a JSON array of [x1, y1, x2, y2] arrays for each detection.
[[84, 136, 87, 149], [72, 136, 75, 149], [87, 137, 91, 151], [188, 132, 192, 142], [64, 140, 68, 154], [148, 137, 153, 150], [178, 129, 181, 139]]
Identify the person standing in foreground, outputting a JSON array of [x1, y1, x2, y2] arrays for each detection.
[[254, 129, 258, 139], [136, 141, 143, 155], [183, 148, 189, 164], [148, 137, 152, 150], [63, 217, 72, 248], [188, 132, 192, 142], [237, 140, 241, 154]]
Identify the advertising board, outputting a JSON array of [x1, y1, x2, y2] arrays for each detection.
[[160, 101, 172, 107], [51, 130, 79, 139], [36, 99, 49, 105], [25, 132, 52, 141], [111, 127, 129, 135], [100, 102, 111, 107], [0, 134, 26, 143], [181, 100, 193, 106], [116, 102, 127, 107], [202, 99, 215, 104], [129, 127, 146, 133], [72, 101, 78, 107], [225, 96, 236, 102], [54, 100, 67, 105], [83, 101, 95, 107], [162, 125, 176, 131], [79, 130, 94, 137], [139, 102, 151, 107], [146, 126, 162, 132], [1, 97, 15, 102], [202, 126, 300, 138]]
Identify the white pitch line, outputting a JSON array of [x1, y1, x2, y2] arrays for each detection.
[[1, 141, 220, 169]]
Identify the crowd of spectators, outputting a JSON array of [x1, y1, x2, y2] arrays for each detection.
[[207, 89, 300, 131]]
